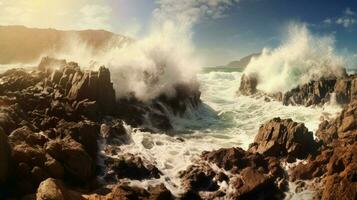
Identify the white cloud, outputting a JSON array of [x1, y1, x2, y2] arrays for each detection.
[[323, 18, 332, 24], [323, 7, 357, 28], [336, 17, 356, 28], [345, 7, 355, 15], [154, 0, 240, 26]]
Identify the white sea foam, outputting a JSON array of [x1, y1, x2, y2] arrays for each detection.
[[101, 70, 341, 196]]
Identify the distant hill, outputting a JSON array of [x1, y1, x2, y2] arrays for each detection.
[[0, 25, 131, 64], [225, 53, 261, 69]]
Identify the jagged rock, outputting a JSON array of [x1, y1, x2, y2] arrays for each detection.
[[100, 122, 130, 145], [316, 100, 357, 144], [0, 69, 41, 94], [0, 127, 11, 184], [290, 149, 332, 181], [46, 137, 94, 183], [36, 178, 84, 200], [104, 153, 161, 181], [179, 163, 219, 192], [228, 166, 275, 200], [239, 74, 258, 96], [73, 99, 98, 119], [179, 147, 286, 199], [248, 118, 317, 160], [67, 66, 116, 115], [56, 120, 99, 158], [282, 78, 336, 106]]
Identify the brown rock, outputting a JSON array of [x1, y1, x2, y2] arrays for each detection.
[[104, 153, 161, 181], [239, 74, 258, 96], [249, 118, 317, 159], [36, 178, 84, 200], [46, 138, 94, 183]]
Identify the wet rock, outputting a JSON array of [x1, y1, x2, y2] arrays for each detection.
[[249, 118, 317, 159], [239, 74, 258, 96], [180, 147, 286, 199], [316, 100, 357, 145], [46, 137, 94, 183], [100, 122, 130, 145], [228, 166, 277, 200], [290, 149, 332, 181], [282, 78, 336, 106], [104, 153, 161, 181], [36, 178, 84, 200], [179, 164, 219, 192], [67, 66, 116, 115], [0, 127, 11, 184]]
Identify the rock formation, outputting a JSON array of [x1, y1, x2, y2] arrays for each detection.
[[248, 118, 317, 160], [239, 71, 357, 106], [0, 56, 202, 199]]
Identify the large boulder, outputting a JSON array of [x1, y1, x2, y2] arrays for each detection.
[[248, 118, 317, 160], [36, 178, 84, 200], [45, 137, 94, 183], [104, 153, 161, 181], [239, 74, 258, 96]]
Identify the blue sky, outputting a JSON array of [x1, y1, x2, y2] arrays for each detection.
[[0, 0, 356, 65], [108, 0, 357, 65]]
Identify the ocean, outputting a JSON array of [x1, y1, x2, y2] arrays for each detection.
[[99, 66, 342, 198]]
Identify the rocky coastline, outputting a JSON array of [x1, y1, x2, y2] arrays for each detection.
[[0, 59, 355, 200]]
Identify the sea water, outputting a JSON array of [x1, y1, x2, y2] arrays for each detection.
[[101, 66, 342, 198]]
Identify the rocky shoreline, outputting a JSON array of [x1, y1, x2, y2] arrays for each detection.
[[0, 59, 355, 200]]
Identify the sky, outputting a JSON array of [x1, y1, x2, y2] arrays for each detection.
[[0, 0, 357, 66]]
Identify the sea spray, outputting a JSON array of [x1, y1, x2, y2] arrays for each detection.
[[244, 22, 346, 94], [51, 0, 240, 101]]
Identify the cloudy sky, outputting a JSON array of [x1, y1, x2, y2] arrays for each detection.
[[0, 0, 356, 65]]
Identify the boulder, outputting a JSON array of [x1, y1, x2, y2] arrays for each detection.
[[56, 120, 99, 158], [249, 118, 317, 159], [45, 138, 94, 183], [239, 74, 258, 96], [104, 153, 161, 181], [100, 122, 130, 145], [36, 178, 84, 200]]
